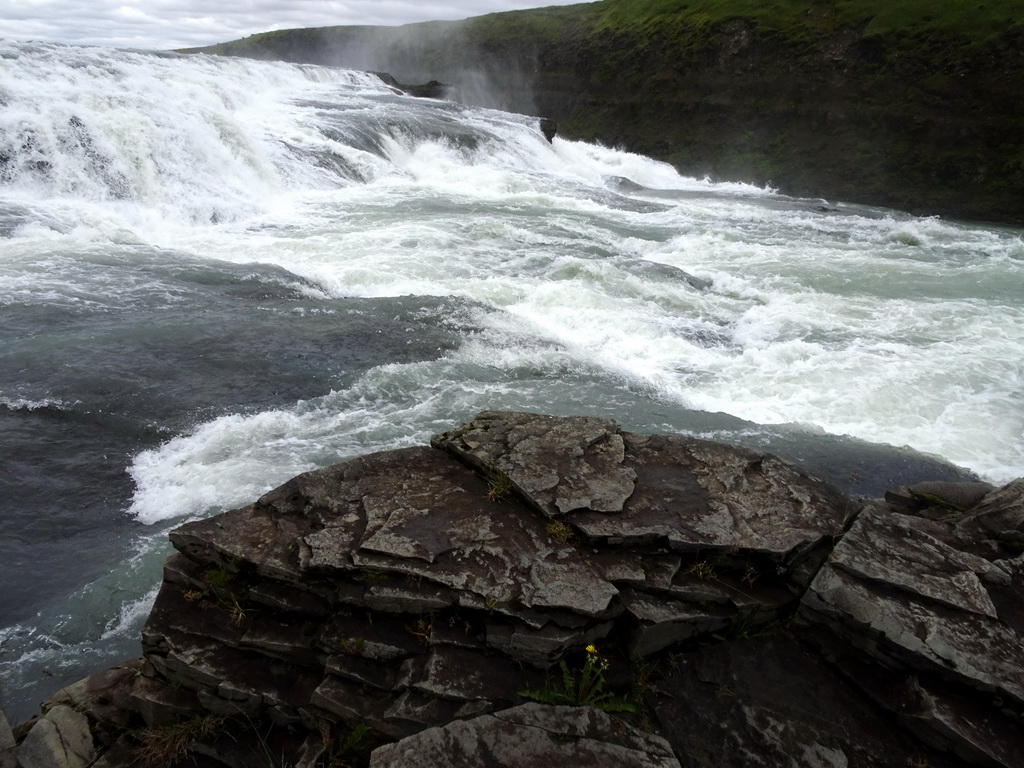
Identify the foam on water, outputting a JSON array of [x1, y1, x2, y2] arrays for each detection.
[[0, 533, 168, 721], [132, 159, 1023, 485], [0, 396, 75, 411], [0, 40, 389, 228], [4, 40, 1020, 485]]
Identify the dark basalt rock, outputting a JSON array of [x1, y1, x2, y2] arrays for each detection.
[[539, 117, 557, 142], [432, 411, 640, 519], [799, 480, 1024, 767], [649, 633, 971, 768], [371, 72, 455, 100], [369, 703, 680, 768], [6, 411, 1022, 768]]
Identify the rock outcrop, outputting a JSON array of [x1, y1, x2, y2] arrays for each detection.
[[6, 411, 1023, 767], [371, 73, 456, 100], [798, 488, 1024, 767]]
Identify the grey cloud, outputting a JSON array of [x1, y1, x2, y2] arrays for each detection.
[[0, 0, 586, 50]]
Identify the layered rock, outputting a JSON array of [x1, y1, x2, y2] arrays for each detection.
[[369, 703, 680, 768], [799, 482, 1024, 767], [6, 411, 1023, 768], [140, 411, 846, 743]]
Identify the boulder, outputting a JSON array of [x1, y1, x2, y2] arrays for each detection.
[[370, 73, 455, 100], [539, 117, 557, 142], [399, 80, 453, 99], [42, 661, 141, 739], [1, 710, 16, 768]]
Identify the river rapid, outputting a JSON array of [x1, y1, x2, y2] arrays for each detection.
[[1, 40, 1022, 721]]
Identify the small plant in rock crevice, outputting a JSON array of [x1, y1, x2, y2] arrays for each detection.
[[133, 714, 225, 767], [204, 567, 235, 590], [409, 616, 433, 646], [227, 599, 249, 627], [741, 565, 759, 587], [325, 722, 370, 768], [519, 645, 636, 713], [339, 636, 366, 656], [545, 520, 574, 543], [685, 559, 719, 580], [487, 472, 514, 502]]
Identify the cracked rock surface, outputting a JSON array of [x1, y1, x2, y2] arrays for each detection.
[[800, 482, 1024, 767]]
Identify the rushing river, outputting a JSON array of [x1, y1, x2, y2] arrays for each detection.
[[1, 39, 1022, 721]]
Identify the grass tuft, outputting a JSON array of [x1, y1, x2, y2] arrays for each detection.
[[133, 715, 225, 767]]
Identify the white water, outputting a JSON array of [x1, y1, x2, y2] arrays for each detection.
[[1, 39, 1023, 720]]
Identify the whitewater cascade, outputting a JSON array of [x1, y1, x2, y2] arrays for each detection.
[[0, 39, 1022, 720]]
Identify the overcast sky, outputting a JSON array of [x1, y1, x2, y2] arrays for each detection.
[[1, 0, 589, 51]]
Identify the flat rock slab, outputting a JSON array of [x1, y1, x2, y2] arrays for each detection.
[[435, 412, 849, 574], [171, 445, 620, 618], [432, 410, 638, 517], [801, 502, 1024, 708], [573, 432, 849, 570], [369, 703, 680, 768]]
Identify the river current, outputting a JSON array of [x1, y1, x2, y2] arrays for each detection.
[[1, 40, 1022, 720]]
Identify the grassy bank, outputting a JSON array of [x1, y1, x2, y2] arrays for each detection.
[[186, 0, 1024, 224]]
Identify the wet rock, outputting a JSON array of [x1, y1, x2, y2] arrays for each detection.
[[371, 73, 456, 100], [571, 432, 849, 580], [368, 703, 681, 768], [137, 411, 852, 752], [0, 710, 15, 768], [539, 117, 557, 142], [801, 501, 1024, 708], [38, 661, 141, 744], [884, 480, 995, 515], [619, 589, 733, 657], [836, 656, 1024, 768], [624, 259, 712, 291], [129, 674, 204, 726], [400, 80, 454, 99], [956, 477, 1024, 549]]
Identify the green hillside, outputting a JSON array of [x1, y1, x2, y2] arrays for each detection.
[[186, 0, 1024, 224]]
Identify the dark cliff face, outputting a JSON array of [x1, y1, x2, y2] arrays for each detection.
[[544, 18, 1024, 224], [187, 2, 1024, 225]]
